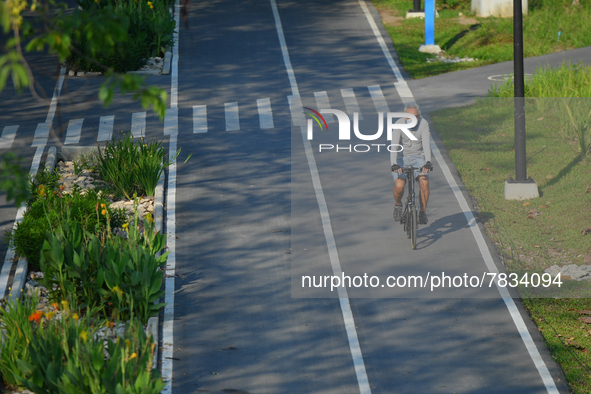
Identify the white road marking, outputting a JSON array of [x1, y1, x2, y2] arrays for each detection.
[[64, 118, 83, 145], [0, 125, 18, 150], [341, 88, 363, 120], [288, 95, 306, 127], [193, 105, 208, 133], [161, 2, 180, 392], [367, 85, 390, 113], [224, 102, 240, 131], [271, 0, 372, 393], [131, 112, 146, 138], [313, 91, 336, 123], [32, 123, 50, 147], [97, 115, 115, 142], [0, 67, 65, 300], [358, 1, 558, 392], [257, 98, 275, 129]]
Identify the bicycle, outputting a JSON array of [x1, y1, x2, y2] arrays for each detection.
[[400, 165, 434, 249], [399, 166, 420, 249]]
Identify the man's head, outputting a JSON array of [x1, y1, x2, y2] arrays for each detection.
[[404, 104, 420, 129], [404, 104, 420, 118]]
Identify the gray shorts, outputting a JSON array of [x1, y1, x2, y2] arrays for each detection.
[[392, 155, 429, 182]]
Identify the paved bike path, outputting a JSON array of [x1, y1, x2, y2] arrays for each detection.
[[169, 0, 570, 393]]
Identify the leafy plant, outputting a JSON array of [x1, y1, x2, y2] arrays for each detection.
[[14, 313, 164, 393], [6, 182, 125, 270], [39, 202, 167, 324], [97, 134, 178, 198], [0, 291, 41, 388]]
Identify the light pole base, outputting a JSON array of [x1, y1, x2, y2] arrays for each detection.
[[418, 44, 442, 54], [504, 177, 539, 200]]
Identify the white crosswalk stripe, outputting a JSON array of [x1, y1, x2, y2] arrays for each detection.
[[225, 102, 240, 131], [313, 91, 336, 123], [131, 112, 146, 138], [341, 88, 363, 120], [367, 85, 390, 114], [193, 105, 207, 133], [64, 118, 84, 145], [257, 98, 274, 129], [97, 115, 115, 142], [0, 125, 18, 150]]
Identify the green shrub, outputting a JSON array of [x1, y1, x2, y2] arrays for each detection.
[[69, 0, 176, 72], [6, 185, 125, 270]]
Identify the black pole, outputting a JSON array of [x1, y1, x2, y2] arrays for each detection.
[[513, 0, 527, 182], [413, 0, 421, 12]]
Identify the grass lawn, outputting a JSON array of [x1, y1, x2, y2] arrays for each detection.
[[432, 96, 591, 392], [373, 0, 591, 78]]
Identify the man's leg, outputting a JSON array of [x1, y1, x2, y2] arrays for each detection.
[[418, 176, 430, 211], [393, 178, 405, 221], [393, 178, 406, 206]]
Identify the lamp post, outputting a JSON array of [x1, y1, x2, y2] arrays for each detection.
[[504, 0, 539, 200]]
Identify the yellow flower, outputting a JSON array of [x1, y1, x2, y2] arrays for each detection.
[[122, 223, 129, 230], [37, 184, 45, 197], [61, 300, 70, 312], [45, 311, 55, 320], [127, 352, 137, 361], [101, 209, 107, 215], [145, 212, 154, 224], [79, 330, 89, 342], [112, 285, 124, 298], [147, 1, 153, 8], [72, 313, 79, 322], [101, 203, 107, 209]]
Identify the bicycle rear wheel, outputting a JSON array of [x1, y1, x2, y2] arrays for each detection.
[[409, 207, 417, 249]]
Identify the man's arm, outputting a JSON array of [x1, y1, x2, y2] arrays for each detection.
[[422, 121, 432, 163], [390, 123, 403, 168]]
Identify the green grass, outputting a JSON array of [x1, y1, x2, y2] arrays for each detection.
[[432, 98, 591, 392], [524, 298, 591, 393], [373, 0, 591, 78], [489, 61, 591, 97]]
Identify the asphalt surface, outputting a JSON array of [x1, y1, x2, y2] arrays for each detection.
[[2, 0, 589, 392]]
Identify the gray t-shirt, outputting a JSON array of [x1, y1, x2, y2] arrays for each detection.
[[390, 117, 432, 164]]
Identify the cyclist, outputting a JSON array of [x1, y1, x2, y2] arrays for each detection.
[[391, 104, 433, 225]]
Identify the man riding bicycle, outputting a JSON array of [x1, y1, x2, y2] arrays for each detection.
[[391, 104, 433, 225]]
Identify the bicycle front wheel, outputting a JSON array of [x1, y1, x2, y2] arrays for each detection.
[[410, 207, 417, 250]]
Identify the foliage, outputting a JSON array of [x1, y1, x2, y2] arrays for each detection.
[[5, 180, 125, 270], [97, 134, 178, 198], [1, 302, 165, 394], [374, 0, 591, 78], [0, 291, 41, 387], [488, 62, 591, 98], [0, 152, 31, 207], [39, 203, 167, 324]]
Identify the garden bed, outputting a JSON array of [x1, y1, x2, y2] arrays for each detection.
[[0, 135, 174, 393]]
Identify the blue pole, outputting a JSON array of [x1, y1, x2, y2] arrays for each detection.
[[425, 0, 435, 45]]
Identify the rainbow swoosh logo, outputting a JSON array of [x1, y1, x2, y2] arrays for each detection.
[[303, 107, 328, 131]]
